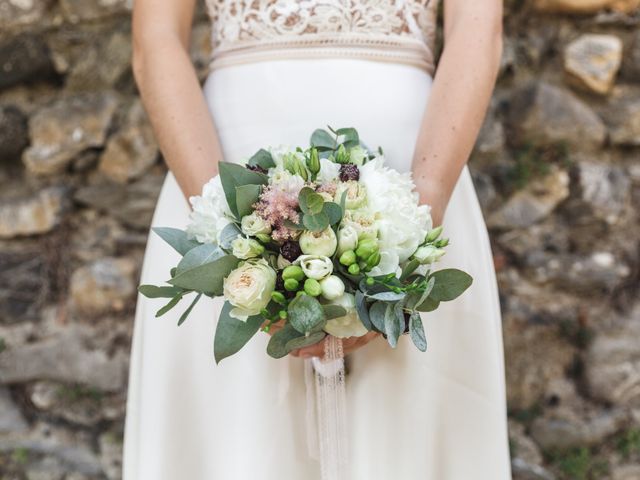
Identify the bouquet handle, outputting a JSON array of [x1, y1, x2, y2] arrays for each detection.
[[304, 336, 348, 480]]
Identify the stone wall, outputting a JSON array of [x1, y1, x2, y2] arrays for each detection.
[[0, 1, 638, 479]]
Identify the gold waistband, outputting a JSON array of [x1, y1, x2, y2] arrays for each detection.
[[208, 34, 436, 74]]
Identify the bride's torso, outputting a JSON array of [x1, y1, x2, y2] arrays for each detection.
[[204, 0, 440, 74]]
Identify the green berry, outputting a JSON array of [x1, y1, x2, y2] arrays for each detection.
[[271, 291, 286, 305], [282, 265, 305, 282], [279, 310, 288, 319], [365, 276, 375, 286], [295, 290, 305, 298], [355, 238, 378, 259], [339, 250, 357, 266], [365, 251, 381, 270], [348, 263, 361, 275], [304, 278, 322, 297], [284, 278, 299, 291]]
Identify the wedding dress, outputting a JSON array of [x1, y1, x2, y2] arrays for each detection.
[[122, 1, 512, 479]]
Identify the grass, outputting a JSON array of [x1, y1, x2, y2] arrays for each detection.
[[548, 447, 609, 480]]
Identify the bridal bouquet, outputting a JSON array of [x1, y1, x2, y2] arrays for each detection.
[[138, 126, 472, 363]]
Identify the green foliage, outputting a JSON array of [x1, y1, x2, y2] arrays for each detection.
[[288, 294, 326, 334], [138, 285, 184, 299], [152, 227, 200, 256], [267, 323, 303, 359], [177, 293, 202, 326], [219, 161, 268, 219], [409, 312, 427, 351], [285, 331, 326, 351], [213, 302, 264, 364], [246, 148, 275, 170], [168, 251, 240, 295], [235, 184, 262, 219]]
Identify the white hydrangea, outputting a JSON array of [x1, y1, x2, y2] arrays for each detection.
[[359, 156, 433, 272], [185, 176, 233, 244]]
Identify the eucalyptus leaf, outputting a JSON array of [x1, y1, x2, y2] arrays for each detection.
[[408, 276, 435, 310], [355, 290, 372, 330], [138, 285, 184, 299], [235, 184, 262, 219], [214, 302, 264, 364], [366, 291, 406, 302], [267, 323, 302, 359], [219, 162, 268, 218], [335, 127, 359, 149], [323, 305, 347, 320], [176, 244, 227, 275], [429, 269, 473, 302], [288, 294, 326, 334], [299, 187, 324, 215], [303, 212, 330, 232], [400, 258, 420, 281], [169, 254, 240, 295], [155, 292, 185, 317], [409, 312, 427, 352], [247, 148, 275, 170], [285, 331, 326, 351], [384, 302, 402, 348], [152, 227, 199, 256], [322, 202, 342, 225], [310, 129, 337, 151], [218, 223, 242, 250], [415, 297, 440, 312], [177, 293, 202, 326], [369, 301, 387, 332]]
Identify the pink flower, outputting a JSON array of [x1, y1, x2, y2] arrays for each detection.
[[254, 185, 301, 243]]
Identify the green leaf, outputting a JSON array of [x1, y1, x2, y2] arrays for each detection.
[[219, 162, 268, 218], [235, 184, 262, 219], [429, 269, 473, 302], [299, 187, 324, 215], [176, 244, 227, 275], [409, 312, 427, 352], [152, 227, 199, 256], [285, 331, 326, 351], [218, 223, 242, 251], [288, 294, 326, 334], [400, 259, 420, 281], [138, 285, 184, 299], [335, 127, 359, 149], [415, 297, 440, 312], [369, 301, 387, 332], [323, 305, 347, 320], [366, 291, 406, 302], [310, 128, 337, 151], [384, 302, 402, 348], [156, 292, 185, 317], [267, 323, 302, 359], [407, 276, 435, 310], [355, 290, 372, 330], [169, 254, 240, 295], [283, 219, 305, 230], [339, 190, 348, 215], [247, 148, 275, 170], [214, 301, 264, 364], [303, 212, 330, 232], [322, 202, 342, 225], [177, 293, 202, 326]]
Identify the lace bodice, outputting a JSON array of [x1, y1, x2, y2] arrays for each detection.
[[204, 0, 440, 74]]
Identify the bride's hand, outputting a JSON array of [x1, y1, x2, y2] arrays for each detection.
[[263, 320, 381, 359], [290, 331, 381, 359]]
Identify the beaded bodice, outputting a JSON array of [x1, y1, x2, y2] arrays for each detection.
[[204, 0, 440, 74]]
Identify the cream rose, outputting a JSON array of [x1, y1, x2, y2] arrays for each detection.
[[323, 293, 369, 338], [299, 227, 337, 257], [231, 236, 264, 259], [240, 213, 271, 236], [223, 259, 276, 321]]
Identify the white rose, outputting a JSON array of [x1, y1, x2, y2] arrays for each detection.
[[299, 228, 337, 257], [336, 224, 358, 255], [342, 210, 378, 240], [323, 293, 368, 338], [223, 259, 276, 321], [319, 275, 345, 300], [414, 245, 446, 264], [295, 254, 333, 280], [185, 176, 233, 244], [334, 181, 367, 210], [231, 236, 264, 259], [240, 213, 271, 236]]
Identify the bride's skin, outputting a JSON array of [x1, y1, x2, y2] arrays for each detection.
[[132, 0, 503, 359]]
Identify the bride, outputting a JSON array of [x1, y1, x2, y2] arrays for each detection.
[[124, 0, 510, 478]]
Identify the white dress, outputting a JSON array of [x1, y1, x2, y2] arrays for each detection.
[[122, 1, 512, 479]]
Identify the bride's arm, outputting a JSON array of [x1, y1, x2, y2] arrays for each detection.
[[132, 0, 222, 200], [411, 0, 503, 226]]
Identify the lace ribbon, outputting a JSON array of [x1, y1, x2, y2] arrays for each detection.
[[304, 336, 348, 480]]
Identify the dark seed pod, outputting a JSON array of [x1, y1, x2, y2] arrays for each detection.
[[280, 241, 302, 262], [339, 163, 360, 182]]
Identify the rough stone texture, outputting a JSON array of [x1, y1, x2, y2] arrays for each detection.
[[564, 34, 623, 94], [0, 1, 639, 479], [507, 82, 606, 151], [0, 186, 67, 238], [22, 92, 119, 175], [533, 0, 640, 14], [98, 100, 158, 183]]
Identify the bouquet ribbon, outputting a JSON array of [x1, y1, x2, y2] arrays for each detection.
[[304, 336, 348, 480]]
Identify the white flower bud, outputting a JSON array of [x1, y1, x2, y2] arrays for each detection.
[[299, 228, 337, 257], [319, 275, 345, 300], [240, 212, 271, 236], [337, 224, 358, 255], [231, 236, 265, 259], [295, 254, 333, 280]]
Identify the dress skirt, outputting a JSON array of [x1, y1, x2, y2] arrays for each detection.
[[122, 57, 512, 480]]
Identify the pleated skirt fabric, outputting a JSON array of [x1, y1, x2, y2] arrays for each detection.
[[122, 58, 512, 480]]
